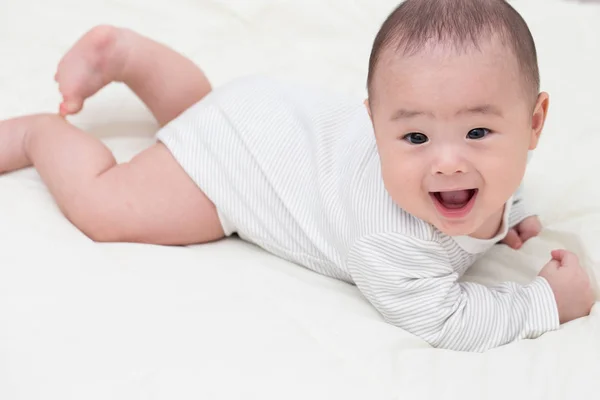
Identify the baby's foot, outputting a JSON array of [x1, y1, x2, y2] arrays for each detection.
[[54, 25, 130, 116]]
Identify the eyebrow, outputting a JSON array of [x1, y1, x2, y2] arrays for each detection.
[[390, 104, 504, 121], [458, 105, 504, 118]]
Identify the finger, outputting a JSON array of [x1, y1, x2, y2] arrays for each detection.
[[561, 252, 580, 267], [544, 259, 561, 273], [551, 249, 579, 267], [517, 217, 541, 241], [519, 227, 540, 243], [501, 229, 522, 249], [551, 249, 567, 261]]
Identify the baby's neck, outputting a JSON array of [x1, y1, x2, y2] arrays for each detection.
[[469, 206, 505, 240]]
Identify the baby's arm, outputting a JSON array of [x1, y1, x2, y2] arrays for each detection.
[[501, 184, 542, 249], [346, 232, 560, 352], [508, 151, 538, 228], [509, 183, 533, 227]]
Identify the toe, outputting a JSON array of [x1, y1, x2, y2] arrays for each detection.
[[60, 100, 82, 116]]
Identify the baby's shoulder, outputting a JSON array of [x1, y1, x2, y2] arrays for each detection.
[[351, 204, 438, 245], [348, 165, 437, 244], [346, 224, 450, 268]]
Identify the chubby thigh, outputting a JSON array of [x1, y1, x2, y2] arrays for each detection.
[[86, 142, 225, 245]]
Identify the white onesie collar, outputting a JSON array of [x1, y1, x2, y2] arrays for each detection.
[[450, 196, 513, 254]]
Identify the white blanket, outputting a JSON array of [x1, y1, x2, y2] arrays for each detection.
[[1, 0, 599, 399]]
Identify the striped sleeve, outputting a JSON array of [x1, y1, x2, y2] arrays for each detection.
[[346, 232, 560, 352], [509, 184, 536, 228]]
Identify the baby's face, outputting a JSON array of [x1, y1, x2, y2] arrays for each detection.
[[367, 39, 548, 238]]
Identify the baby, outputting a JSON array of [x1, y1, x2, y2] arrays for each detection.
[[0, 0, 594, 351]]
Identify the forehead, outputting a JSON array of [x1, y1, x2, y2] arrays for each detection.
[[371, 38, 528, 114]]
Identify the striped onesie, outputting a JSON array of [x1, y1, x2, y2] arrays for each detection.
[[156, 74, 559, 352]]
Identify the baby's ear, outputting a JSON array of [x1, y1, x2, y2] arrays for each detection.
[[529, 92, 550, 150], [364, 98, 373, 120]]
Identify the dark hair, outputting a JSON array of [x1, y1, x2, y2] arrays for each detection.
[[367, 0, 540, 101]]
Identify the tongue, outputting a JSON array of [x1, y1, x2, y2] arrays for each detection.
[[439, 190, 471, 208]]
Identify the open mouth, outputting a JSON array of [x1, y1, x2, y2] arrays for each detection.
[[430, 189, 478, 218]]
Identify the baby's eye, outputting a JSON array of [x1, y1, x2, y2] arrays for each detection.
[[466, 128, 491, 140], [403, 132, 429, 145]]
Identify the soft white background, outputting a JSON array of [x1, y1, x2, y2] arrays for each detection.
[[0, 0, 599, 399]]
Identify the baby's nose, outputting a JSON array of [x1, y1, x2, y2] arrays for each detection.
[[432, 148, 468, 175]]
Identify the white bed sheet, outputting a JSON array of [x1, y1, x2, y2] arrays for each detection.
[[1, 0, 599, 399]]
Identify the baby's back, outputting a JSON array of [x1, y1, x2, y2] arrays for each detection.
[[157, 74, 423, 282]]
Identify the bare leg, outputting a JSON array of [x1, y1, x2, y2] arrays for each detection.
[[56, 25, 211, 126], [0, 26, 225, 244]]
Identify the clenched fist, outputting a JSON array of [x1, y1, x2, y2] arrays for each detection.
[[501, 215, 542, 250], [539, 250, 595, 324]]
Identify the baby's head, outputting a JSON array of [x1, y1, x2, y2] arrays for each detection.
[[365, 0, 549, 238]]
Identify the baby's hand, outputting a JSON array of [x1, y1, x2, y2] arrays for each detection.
[[501, 215, 542, 250], [539, 250, 595, 324]]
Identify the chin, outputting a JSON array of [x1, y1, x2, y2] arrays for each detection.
[[431, 218, 478, 237]]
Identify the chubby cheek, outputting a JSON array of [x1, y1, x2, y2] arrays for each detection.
[[379, 151, 426, 211], [481, 151, 528, 207]]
